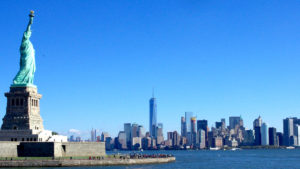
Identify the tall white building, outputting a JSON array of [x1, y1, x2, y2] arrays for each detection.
[[90, 128, 97, 142], [261, 123, 269, 145], [295, 125, 300, 146]]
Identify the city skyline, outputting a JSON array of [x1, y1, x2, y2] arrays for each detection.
[[1, 1, 300, 137]]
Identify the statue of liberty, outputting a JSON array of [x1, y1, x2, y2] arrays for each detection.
[[12, 11, 36, 87]]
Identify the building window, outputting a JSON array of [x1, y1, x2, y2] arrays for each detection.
[[27, 138, 29, 141], [32, 99, 34, 106], [20, 99, 23, 106], [16, 98, 19, 106], [34, 138, 37, 141], [22, 138, 24, 141], [14, 138, 17, 141], [37, 100, 39, 107], [11, 138, 13, 141], [12, 99, 15, 106], [30, 138, 32, 141]]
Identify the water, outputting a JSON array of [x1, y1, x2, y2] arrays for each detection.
[[12, 149, 300, 169]]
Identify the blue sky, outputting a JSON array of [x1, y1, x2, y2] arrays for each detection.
[[1, 1, 300, 138]]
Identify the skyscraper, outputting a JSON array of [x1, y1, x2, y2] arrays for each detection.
[[117, 131, 127, 149], [91, 128, 96, 142], [197, 120, 208, 146], [181, 117, 186, 137], [197, 129, 206, 149], [221, 118, 226, 128], [137, 125, 145, 138], [156, 123, 164, 145], [131, 123, 139, 139], [191, 117, 197, 146], [197, 120, 208, 134], [295, 125, 300, 146], [268, 127, 277, 146], [254, 126, 261, 145], [276, 132, 283, 146], [229, 116, 242, 129], [149, 95, 157, 137], [124, 123, 131, 146], [283, 118, 294, 146], [185, 112, 193, 133], [215, 121, 222, 129], [261, 123, 269, 146], [253, 116, 262, 129]]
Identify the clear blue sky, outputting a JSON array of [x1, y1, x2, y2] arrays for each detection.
[[1, 0, 300, 138]]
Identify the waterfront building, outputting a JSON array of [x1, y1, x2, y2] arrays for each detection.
[[185, 112, 193, 133], [69, 135, 75, 142], [212, 136, 223, 148], [276, 132, 283, 146], [191, 117, 197, 146], [91, 128, 97, 142], [149, 95, 157, 137], [186, 132, 192, 146], [221, 118, 226, 128], [151, 138, 157, 148], [261, 123, 269, 146], [283, 118, 294, 146], [215, 121, 222, 129], [75, 136, 81, 142], [101, 132, 109, 142], [229, 138, 238, 147], [142, 137, 151, 150], [229, 116, 242, 129], [156, 123, 164, 145], [268, 127, 277, 146], [117, 131, 127, 149], [97, 136, 101, 142], [290, 135, 298, 146], [138, 125, 145, 137], [243, 129, 255, 145], [132, 137, 142, 150], [295, 125, 300, 146], [131, 123, 139, 139], [167, 132, 173, 140], [164, 139, 172, 147], [180, 136, 187, 146], [181, 117, 187, 137], [197, 119, 208, 145], [253, 116, 262, 129], [172, 131, 180, 147], [207, 131, 214, 147], [254, 126, 261, 145], [105, 137, 114, 150], [196, 129, 206, 149], [124, 123, 131, 146]]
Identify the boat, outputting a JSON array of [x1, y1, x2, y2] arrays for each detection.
[[286, 146, 295, 149], [209, 147, 220, 151], [230, 148, 241, 151]]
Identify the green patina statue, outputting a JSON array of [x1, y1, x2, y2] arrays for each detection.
[[12, 11, 36, 87]]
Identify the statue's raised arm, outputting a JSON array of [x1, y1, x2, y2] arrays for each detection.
[[24, 11, 34, 40]]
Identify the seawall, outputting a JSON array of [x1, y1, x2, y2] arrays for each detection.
[[0, 157, 175, 167]]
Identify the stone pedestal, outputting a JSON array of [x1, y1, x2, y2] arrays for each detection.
[[1, 86, 43, 131]]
